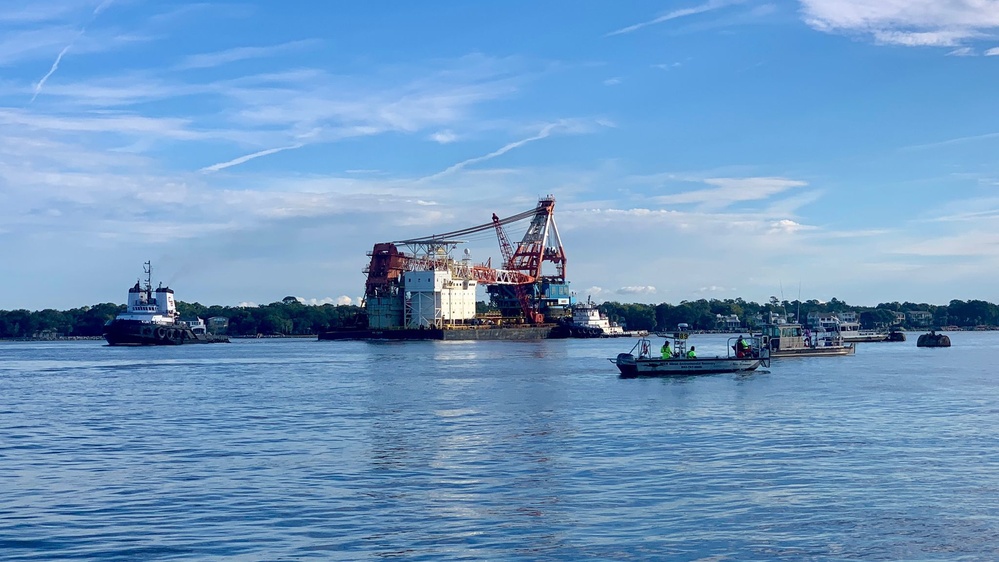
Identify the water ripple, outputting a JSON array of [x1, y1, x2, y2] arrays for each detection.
[[2, 336, 999, 559]]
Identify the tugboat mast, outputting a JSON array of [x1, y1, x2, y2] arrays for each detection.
[[143, 261, 153, 297]]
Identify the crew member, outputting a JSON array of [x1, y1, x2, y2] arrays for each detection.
[[686, 346, 697, 358], [736, 335, 750, 358], [660, 341, 672, 359]]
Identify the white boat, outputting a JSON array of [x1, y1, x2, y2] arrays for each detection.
[[611, 325, 769, 377], [554, 296, 646, 338], [757, 322, 855, 357], [812, 316, 887, 343], [836, 321, 889, 343]]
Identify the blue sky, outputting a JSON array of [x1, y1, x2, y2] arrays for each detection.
[[2, 0, 999, 310]]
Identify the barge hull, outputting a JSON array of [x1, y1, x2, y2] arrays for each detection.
[[319, 326, 554, 341]]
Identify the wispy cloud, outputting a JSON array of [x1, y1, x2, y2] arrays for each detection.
[[800, 0, 999, 47], [946, 47, 975, 56], [660, 177, 808, 210], [420, 122, 563, 181], [28, 0, 117, 102], [901, 131, 999, 151], [200, 143, 306, 173], [175, 39, 320, 70], [93, 0, 114, 16], [31, 40, 76, 102], [986, 47, 999, 56], [606, 0, 739, 36]]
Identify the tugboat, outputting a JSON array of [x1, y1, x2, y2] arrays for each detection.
[[103, 262, 229, 346]]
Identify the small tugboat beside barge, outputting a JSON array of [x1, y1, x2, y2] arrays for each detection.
[[103, 262, 229, 346]]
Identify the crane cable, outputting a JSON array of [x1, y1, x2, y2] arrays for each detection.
[[392, 207, 537, 243]]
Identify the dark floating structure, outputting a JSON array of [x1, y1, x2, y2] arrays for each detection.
[[886, 328, 906, 342], [916, 330, 950, 348]]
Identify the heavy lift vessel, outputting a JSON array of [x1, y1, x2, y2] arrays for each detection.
[[319, 196, 573, 340]]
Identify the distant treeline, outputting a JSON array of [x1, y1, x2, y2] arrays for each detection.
[[598, 297, 998, 333], [0, 297, 366, 339], [1, 296, 997, 339]]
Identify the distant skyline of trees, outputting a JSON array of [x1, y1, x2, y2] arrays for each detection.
[[1, 296, 996, 339]]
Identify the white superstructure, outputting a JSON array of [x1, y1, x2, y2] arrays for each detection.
[[115, 262, 178, 325], [572, 297, 624, 335], [403, 269, 477, 328]]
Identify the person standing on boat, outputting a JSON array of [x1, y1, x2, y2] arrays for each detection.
[[661, 341, 672, 359], [736, 335, 749, 358], [686, 346, 696, 358]]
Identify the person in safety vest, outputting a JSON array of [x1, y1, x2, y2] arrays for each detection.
[[686, 346, 697, 358], [660, 341, 672, 359], [736, 335, 750, 357]]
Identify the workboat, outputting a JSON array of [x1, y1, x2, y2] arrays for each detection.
[[756, 322, 854, 358], [837, 321, 889, 343], [611, 324, 769, 378], [812, 316, 888, 343], [103, 262, 229, 346]]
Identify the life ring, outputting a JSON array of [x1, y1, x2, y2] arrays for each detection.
[[156, 327, 166, 339]]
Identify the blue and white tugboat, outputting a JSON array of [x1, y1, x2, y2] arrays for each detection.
[[103, 262, 229, 346]]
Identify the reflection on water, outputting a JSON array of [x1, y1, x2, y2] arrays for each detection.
[[1, 334, 998, 560]]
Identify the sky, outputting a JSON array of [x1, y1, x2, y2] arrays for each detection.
[[2, 0, 999, 311]]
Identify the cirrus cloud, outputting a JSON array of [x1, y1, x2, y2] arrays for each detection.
[[799, 0, 999, 47]]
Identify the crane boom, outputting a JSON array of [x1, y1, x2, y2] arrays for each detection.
[[492, 213, 542, 324]]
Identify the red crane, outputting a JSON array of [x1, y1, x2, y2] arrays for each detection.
[[492, 213, 543, 324]]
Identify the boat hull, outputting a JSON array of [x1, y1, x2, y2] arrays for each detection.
[[104, 319, 229, 346], [612, 353, 762, 378], [770, 345, 855, 358], [549, 324, 605, 338], [842, 334, 888, 343], [319, 325, 554, 341]]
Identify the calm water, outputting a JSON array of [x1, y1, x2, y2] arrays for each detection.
[[2, 333, 999, 561]]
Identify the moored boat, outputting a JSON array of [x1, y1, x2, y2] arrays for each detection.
[[103, 262, 229, 346], [756, 322, 855, 358], [838, 321, 889, 343], [611, 325, 769, 378]]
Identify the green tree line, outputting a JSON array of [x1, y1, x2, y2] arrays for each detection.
[[2, 296, 997, 339], [0, 297, 365, 339], [597, 298, 998, 333]]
